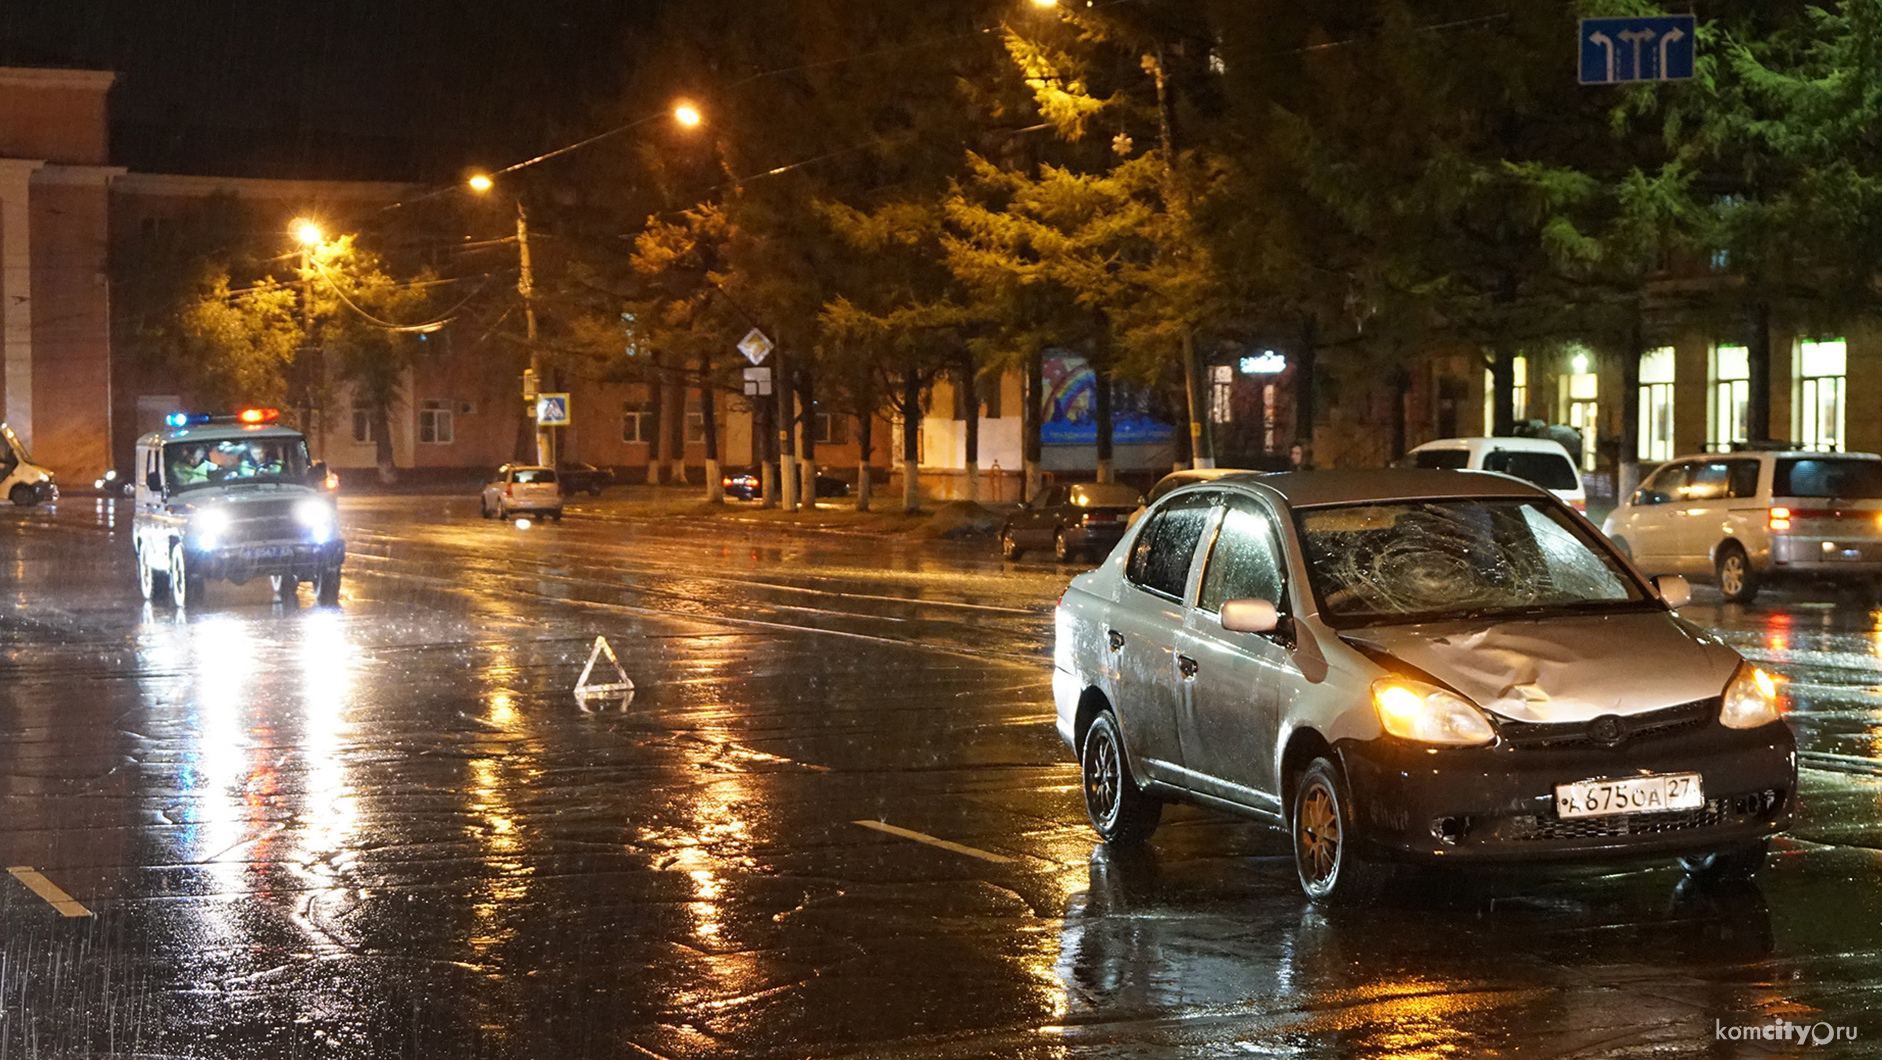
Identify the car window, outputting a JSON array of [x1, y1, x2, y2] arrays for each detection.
[[1726, 460, 1761, 499], [1411, 449, 1469, 470], [1685, 462, 1730, 501], [1295, 498, 1647, 628], [512, 469, 557, 485], [1070, 483, 1143, 508], [1773, 458, 1882, 499], [1197, 501, 1286, 614], [1126, 494, 1215, 600], [1482, 449, 1579, 490], [1634, 463, 1688, 505], [1035, 486, 1066, 509]]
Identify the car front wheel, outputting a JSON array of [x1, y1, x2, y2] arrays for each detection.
[[9, 484, 35, 507], [1080, 710, 1162, 845], [1717, 544, 1759, 604], [1055, 530, 1075, 563], [1001, 528, 1023, 561], [1679, 839, 1768, 881], [1292, 757, 1385, 903]]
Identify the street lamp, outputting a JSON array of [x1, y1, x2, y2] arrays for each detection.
[[293, 218, 323, 247], [289, 218, 326, 448], [673, 103, 702, 128]]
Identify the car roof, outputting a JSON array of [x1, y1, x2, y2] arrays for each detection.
[[1210, 468, 1551, 507], [1410, 436, 1573, 455], [503, 464, 554, 472], [1661, 450, 1881, 461], [138, 424, 307, 446]]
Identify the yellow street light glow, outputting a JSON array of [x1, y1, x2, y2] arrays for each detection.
[[292, 219, 323, 246], [468, 173, 494, 192], [1030, 0, 1059, 7], [674, 103, 703, 128]]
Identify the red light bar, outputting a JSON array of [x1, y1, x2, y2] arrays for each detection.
[[238, 408, 279, 424]]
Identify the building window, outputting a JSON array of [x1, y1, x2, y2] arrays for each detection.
[[1483, 355, 1527, 434], [813, 412, 849, 446], [1638, 347, 1675, 462], [982, 378, 1002, 420], [621, 405, 652, 444], [351, 410, 371, 444], [685, 411, 706, 445], [1560, 369, 1598, 471], [1797, 338, 1847, 452], [1210, 365, 1233, 425], [1709, 345, 1750, 452], [418, 400, 453, 444]]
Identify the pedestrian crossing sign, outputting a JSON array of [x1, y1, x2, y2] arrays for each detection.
[[536, 393, 570, 426]]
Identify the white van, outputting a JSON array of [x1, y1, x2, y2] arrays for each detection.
[[0, 423, 57, 506], [1404, 437, 1587, 512]]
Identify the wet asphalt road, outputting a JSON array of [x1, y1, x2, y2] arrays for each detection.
[[3, 494, 1882, 1058]]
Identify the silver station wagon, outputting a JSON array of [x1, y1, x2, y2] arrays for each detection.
[[1053, 470, 1796, 901]]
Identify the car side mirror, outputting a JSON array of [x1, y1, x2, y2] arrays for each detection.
[[1220, 598, 1280, 634], [145, 471, 161, 492], [1653, 575, 1691, 609]]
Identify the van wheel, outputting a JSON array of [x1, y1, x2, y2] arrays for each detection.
[[270, 574, 298, 600], [138, 544, 168, 601], [169, 543, 204, 609], [1717, 545, 1759, 604], [1292, 757, 1386, 904], [9, 484, 34, 507], [314, 566, 342, 606], [1080, 710, 1162, 845]]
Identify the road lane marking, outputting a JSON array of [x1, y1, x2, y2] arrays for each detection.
[[852, 820, 1015, 864], [6, 867, 91, 917]]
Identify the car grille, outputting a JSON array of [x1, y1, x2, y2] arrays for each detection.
[[1496, 789, 1784, 842], [223, 500, 302, 543], [1494, 697, 1718, 750]]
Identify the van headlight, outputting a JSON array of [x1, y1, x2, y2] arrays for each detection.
[[193, 507, 231, 549], [1720, 663, 1781, 729], [1371, 679, 1496, 746], [295, 497, 336, 543]]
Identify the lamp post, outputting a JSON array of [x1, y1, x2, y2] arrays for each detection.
[[290, 218, 324, 451], [469, 102, 704, 470]]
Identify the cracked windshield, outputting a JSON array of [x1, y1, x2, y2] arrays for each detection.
[[4, 1, 1882, 1057]]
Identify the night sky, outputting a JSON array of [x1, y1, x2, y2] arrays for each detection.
[[0, 0, 669, 180]]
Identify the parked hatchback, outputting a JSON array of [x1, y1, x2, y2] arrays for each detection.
[[1003, 482, 1144, 562], [1604, 449, 1882, 603], [481, 465, 562, 521], [1054, 470, 1794, 901], [1406, 437, 1587, 511]]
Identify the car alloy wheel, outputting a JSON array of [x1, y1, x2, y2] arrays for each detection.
[[1717, 545, 1758, 604], [169, 543, 203, 609], [137, 544, 166, 601], [1055, 531, 1073, 563], [1001, 529, 1023, 561], [1291, 757, 1383, 903], [1080, 710, 1161, 844]]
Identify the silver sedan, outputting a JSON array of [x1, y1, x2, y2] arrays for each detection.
[[1053, 469, 1796, 902]]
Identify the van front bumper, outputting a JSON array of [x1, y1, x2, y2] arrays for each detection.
[[188, 539, 344, 582]]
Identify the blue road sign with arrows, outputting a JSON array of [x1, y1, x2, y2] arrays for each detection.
[[1580, 15, 1695, 85]]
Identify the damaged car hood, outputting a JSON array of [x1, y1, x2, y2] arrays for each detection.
[[1344, 610, 1740, 723]]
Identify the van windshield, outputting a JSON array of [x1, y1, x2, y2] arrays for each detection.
[[165, 438, 310, 492]]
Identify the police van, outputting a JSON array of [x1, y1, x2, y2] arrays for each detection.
[[132, 409, 344, 607]]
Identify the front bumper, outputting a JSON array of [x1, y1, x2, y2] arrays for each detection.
[[1341, 720, 1796, 862], [189, 539, 344, 582]]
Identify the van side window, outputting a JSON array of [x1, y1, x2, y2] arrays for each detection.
[[1686, 462, 1731, 501], [1635, 463, 1687, 505], [1413, 449, 1469, 470], [1726, 461, 1760, 499]]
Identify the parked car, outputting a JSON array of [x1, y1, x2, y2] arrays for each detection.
[[556, 461, 614, 496], [720, 467, 851, 501], [481, 465, 562, 521], [1404, 436, 1587, 511], [1001, 482, 1143, 562], [1603, 449, 1882, 603], [1130, 468, 1248, 527], [1, 422, 56, 506], [1054, 469, 1795, 901]]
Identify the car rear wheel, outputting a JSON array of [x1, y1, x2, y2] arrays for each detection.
[[480, 496, 493, 519], [1055, 530, 1076, 563], [1717, 544, 1759, 604], [1001, 529, 1023, 561], [9, 484, 35, 507], [1080, 710, 1162, 845], [270, 573, 298, 600], [1292, 757, 1385, 904], [1679, 839, 1768, 881], [169, 543, 204, 609]]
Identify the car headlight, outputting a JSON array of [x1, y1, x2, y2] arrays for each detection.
[[1720, 663, 1781, 729], [295, 498, 336, 542], [193, 507, 231, 548], [1371, 679, 1496, 746]]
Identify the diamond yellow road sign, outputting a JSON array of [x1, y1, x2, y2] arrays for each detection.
[[738, 328, 774, 365]]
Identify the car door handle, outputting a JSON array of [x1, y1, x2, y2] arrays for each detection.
[[1178, 654, 1199, 679], [1106, 629, 1125, 652]]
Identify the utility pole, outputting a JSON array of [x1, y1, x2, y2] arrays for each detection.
[[776, 344, 798, 511], [516, 202, 552, 466], [292, 219, 324, 456], [1147, 46, 1213, 469]]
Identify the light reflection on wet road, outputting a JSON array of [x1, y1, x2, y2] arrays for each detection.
[[2, 495, 1881, 1058]]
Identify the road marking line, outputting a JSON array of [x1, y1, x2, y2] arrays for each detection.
[[6, 867, 92, 917], [852, 820, 1015, 864]]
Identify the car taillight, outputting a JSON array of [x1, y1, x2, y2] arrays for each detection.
[[506, 484, 514, 497], [1769, 506, 1791, 531], [1569, 498, 1586, 512], [722, 476, 733, 487]]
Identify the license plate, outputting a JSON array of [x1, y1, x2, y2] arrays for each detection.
[[249, 545, 296, 560], [1554, 772, 1703, 818]]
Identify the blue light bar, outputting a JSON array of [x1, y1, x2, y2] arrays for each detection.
[[165, 412, 212, 427]]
